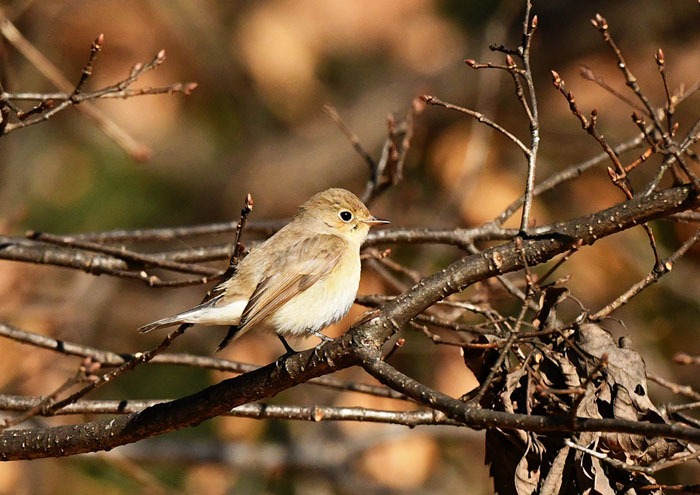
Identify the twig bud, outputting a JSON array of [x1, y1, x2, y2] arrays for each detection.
[[184, 82, 198, 94], [531, 15, 538, 29], [592, 13, 608, 30], [550, 70, 562, 89], [412, 96, 426, 114], [464, 59, 476, 68], [94, 33, 104, 49], [654, 48, 665, 68], [156, 49, 166, 62], [505, 54, 515, 67]]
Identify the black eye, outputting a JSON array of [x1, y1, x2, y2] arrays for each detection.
[[339, 210, 353, 222]]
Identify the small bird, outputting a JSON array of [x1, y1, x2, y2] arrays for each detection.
[[139, 188, 389, 353]]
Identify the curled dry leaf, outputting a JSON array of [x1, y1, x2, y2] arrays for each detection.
[[466, 320, 687, 494]]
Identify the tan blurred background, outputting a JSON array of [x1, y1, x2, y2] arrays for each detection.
[[1, 0, 700, 493]]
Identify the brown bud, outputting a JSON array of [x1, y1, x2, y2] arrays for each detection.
[[592, 13, 608, 30], [531, 15, 538, 29], [505, 54, 515, 67], [591, 108, 598, 118], [464, 58, 476, 67], [655, 48, 665, 67], [550, 70, 562, 88], [412, 96, 426, 114], [419, 94, 432, 103], [157, 49, 166, 61], [95, 33, 105, 47]]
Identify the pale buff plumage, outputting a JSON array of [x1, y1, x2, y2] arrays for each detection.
[[138, 188, 388, 351]]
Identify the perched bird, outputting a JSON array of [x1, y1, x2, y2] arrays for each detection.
[[139, 188, 389, 353]]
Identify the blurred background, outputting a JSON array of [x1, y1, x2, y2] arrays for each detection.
[[1, 0, 700, 493]]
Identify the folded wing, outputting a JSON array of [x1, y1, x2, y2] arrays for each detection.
[[236, 234, 345, 334]]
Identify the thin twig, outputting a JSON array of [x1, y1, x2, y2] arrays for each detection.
[[0, 321, 408, 401], [647, 374, 700, 402], [551, 70, 663, 270], [0, 13, 152, 159], [26, 231, 219, 276], [590, 226, 700, 320], [565, 438, 700, 475], [323, 104, 377, 173], [420, 94, 530, 157], [516, 2, 540, 233]]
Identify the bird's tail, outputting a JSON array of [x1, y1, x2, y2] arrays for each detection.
[[138, 314, 189, 334], [139, 296, 223, 334]]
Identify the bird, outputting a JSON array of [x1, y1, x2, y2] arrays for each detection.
[[138, 188, 389, 353]]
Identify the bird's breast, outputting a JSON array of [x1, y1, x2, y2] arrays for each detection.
[[270, 252, 361, 336]]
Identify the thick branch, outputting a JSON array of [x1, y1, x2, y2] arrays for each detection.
[[358, 349, 700, 444]]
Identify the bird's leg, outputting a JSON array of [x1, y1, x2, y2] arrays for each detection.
[[309, 329, 334, 342], [277, 335, 297, 356], [215, 325, 240, 353]]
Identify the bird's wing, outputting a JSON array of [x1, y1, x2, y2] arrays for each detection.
[[237, 234, 346, 332]]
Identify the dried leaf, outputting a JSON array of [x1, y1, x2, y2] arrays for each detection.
[[575, 324, 656, 414], [590, 457, 616, 495], [604, 384, 646, 457], [539, 445, 570, 495], [540, 347, 581, 389], [575, 383, 604, 447], [514, 434, 541, 495], [515, 453, 540, 495]]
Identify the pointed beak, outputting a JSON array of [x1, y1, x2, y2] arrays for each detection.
[[362, 216, 390, 226]]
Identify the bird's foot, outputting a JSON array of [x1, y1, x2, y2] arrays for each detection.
[[309, 329, 334, 343], [277, 335, 297, 357]]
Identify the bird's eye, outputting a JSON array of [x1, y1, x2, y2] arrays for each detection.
[[339, 210, 353, 222]]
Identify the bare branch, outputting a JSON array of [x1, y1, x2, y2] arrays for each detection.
[[0, 395, 452, 427], [420, 94, 530, 157]]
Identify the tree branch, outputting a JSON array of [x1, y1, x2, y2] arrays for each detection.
[[1, 183, 698, 460]]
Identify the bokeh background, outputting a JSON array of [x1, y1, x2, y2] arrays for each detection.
[[2, 0, 700, 493]]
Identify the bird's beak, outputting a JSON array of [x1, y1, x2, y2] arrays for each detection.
[[362, 216, 390, 226]]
